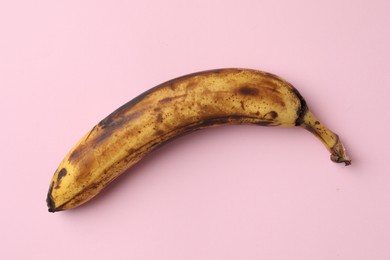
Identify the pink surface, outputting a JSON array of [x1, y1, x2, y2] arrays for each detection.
[[1, 0, 390, 259]]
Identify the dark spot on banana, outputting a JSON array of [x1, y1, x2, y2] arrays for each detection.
[[238, 85, 259, 96], [186, 80, 200, 90], [47, 181, 56, 212], [159, 94, 187, 104], [125, 148, 134, 155], [290, 85, 308, 126], [264, 111, 278, 120], [255, 121, 275, 126], [240, 101, 245, 110], [157, 114, 163, 123], [55, 168, 67, 189], [159, 97, 172, 104], [155, 129, 164, 136]]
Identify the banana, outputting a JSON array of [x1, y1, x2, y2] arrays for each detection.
[[46, 68, 351, 212]]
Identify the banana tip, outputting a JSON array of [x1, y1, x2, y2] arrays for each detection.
[[331, 156, 351, 166], [330, 140, 351, 166], [46, 192, 57, 213]]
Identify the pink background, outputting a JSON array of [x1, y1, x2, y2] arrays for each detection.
[[1, 0, 390, 259]]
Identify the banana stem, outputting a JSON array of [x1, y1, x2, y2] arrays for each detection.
[[300, 110, 351, 166]]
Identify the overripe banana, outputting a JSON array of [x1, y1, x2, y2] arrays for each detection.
[[47, 68, 351, 212]]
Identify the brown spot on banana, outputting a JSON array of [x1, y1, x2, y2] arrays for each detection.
[[240, 101, 245, 110], [264, 111, 278, 120], [55, 168, 67, 189], [47, 68, 351, 212], [47, 181, 56, 212], [156, 113, 163, 123], [237, 84, 286, 108], [256, 121, 280, 126], [158, 94, 187, 105], [238, 85, 259, 96]]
